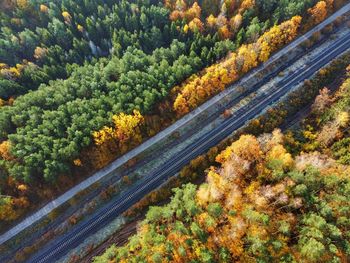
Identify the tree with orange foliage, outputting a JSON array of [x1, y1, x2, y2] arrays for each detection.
[[188, 18, 204, 32], [216, 134, 261, 164], [163, 0, 176, 9], [169, 10, 184, 21], [173, 94, 190, 116], [185, 2, 201, 21], [308, 1, 328, 25], [238, 0, 255, 14], [218, 25, 231, 39], [73, 159, 82, 167]]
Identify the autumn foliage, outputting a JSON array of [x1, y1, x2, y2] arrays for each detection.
[[173, 16, 302, 116], [94, 129, 350, 263], [0, 0, 344, 231], [308, 1, 330, 25], [168, 0, 254, 38], [89, 110, 144, 168], [95, 53, 350, 263]]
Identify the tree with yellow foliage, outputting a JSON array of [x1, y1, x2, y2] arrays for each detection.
[[92, 126, 114, 146], [188, 18, 204, 32], [173, 16, 302, 116], [62, 11, 72, 24], [39, 4, 48, 13], [206, 14, 217, 29], [16, 0, 29, 10], [173, 94, 190, 116], [112, 110, 144, 143], [229, 14, 243, 33], [0, 140, 13, 160], [93, 110, 144, 147], [91, 110, 144, 167], [336, 111, 349, 127], [77, 24, 84, 33], [267, 144, 294, 169], [236, 44, 258, 73]]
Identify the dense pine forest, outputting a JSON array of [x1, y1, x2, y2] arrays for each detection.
[[94, 65, 350, 263], [0, 0, 347, 231]]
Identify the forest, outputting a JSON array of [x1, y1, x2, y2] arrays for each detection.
[[94, 65, 350, 263], [0, 0, 346, 228]]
